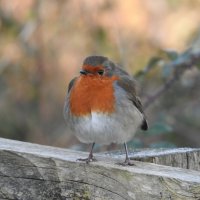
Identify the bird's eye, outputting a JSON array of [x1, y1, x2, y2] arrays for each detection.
[[97, 70, 104, 75]]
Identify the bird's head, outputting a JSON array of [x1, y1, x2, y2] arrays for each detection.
[[80, 56, 114, 77]]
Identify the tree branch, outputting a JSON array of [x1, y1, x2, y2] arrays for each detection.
[[143, 49, 200, 110]]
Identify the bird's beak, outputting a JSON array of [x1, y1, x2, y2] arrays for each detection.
[[80, 69, 88, 75]]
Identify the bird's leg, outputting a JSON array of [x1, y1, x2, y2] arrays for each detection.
[[87, 142, 96, 162], [119, 143, 135, 166], [77, 143, 97, 164]]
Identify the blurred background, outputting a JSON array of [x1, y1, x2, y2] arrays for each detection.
[[0, 0, 200, 152]]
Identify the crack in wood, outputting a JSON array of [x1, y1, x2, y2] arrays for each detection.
[[186, 152, 189, 169], [0, 174, 129, 199], [95, 171, 129, 191], [67, 179, 129, 200]]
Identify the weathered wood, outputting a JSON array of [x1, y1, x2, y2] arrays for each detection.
[[0, 138, 200, 200], [104, 148, 200, 171]]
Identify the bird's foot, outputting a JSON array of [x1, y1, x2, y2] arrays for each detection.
[[77, 156, 97, 164], [118, 158, 135, 166]]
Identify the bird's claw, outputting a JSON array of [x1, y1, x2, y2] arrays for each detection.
[[77, 157, 97, 164], [118, 158, 135, 166]]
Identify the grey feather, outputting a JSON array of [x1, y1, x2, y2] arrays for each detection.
[[116, 76, 148, 131], [67, 77, 77, 93], [83, 56, 108, 66]]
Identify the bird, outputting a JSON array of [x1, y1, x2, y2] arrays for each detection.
[[64, 56, 148, 165]]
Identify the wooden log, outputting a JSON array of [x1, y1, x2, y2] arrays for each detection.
[[0, 138, 200, 200], [103, 148, 200, 171]]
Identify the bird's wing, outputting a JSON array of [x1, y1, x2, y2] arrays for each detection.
[[67, 77, 77, 93], [116, 76, 148, 130], [63, 77, 78, 121]]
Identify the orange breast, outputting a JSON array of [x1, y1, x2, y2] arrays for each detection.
[[69, 75, 119, 116]]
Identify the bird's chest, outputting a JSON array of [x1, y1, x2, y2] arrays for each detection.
[[69, 76, 118, 116]]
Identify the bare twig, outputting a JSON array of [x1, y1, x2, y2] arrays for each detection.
[[143, 49, 200, 110]]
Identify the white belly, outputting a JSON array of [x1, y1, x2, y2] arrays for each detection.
[[73, 106, 143, 145]]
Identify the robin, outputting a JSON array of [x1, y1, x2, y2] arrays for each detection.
[[64, 56, 148, 165]]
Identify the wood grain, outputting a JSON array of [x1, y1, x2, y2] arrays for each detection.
[[0, 138, 200, 200]]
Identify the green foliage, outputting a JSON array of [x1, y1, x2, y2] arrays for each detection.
[[94, 26, 107, 44], [160, 49, 179, 61], [136, 48, 180, 81], [196, 62, 200, 69], [135, 46, 200, 148], [145, 122, 173, 136], [0, 10, 21, 36], [135, 57, 161, 77], [127, 138, 143, 148]]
